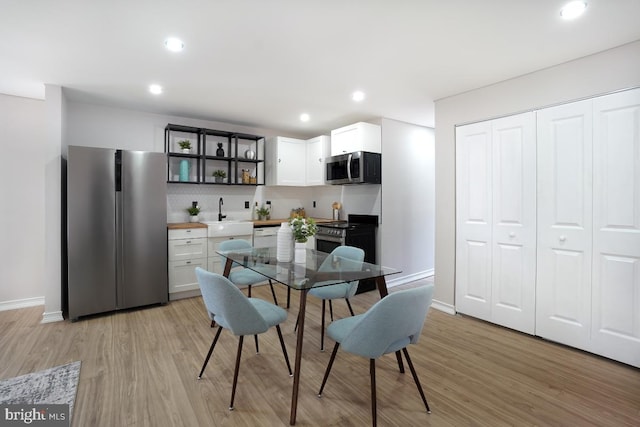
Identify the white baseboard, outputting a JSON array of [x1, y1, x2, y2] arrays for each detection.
[[431, 300, 456, 315], [0, 296, 44, 312], [41, 311, 64, 323], [385, 269, 434, 288]]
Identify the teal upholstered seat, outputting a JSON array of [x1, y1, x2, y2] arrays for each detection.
[[318, 285, 434, 426], [306, 246, 365, 351], [195, 268, 292, 410], [218, 239, 280, 305]]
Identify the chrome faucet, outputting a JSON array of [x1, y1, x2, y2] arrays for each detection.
[[218, 197, 226, 221]]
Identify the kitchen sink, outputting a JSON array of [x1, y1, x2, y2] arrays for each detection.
[[201, 220, 253, 237]]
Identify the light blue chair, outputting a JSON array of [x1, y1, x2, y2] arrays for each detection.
[[306, 246, 365, 351], [218, 239, 279, 305], [195, 267, 292, 410], [318, 285, 434, 427]]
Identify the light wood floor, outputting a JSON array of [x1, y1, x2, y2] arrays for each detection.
[[1, 282, 639, 426]]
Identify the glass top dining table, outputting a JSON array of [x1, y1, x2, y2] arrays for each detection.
[[218, 247, 401, 425]]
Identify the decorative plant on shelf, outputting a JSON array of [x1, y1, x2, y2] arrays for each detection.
[[187, 204, 200, 216], [256, 206, 270, 220], [178, 140, 191, 151], [212, 170, 226, 178], [289, 216, 317, 243]]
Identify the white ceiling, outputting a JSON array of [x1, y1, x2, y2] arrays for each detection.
[[2, 0, 640, 137]]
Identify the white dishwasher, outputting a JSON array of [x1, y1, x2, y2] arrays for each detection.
[[253, 226, 278, 248]]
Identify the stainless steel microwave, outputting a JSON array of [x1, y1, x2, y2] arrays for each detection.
[[326, 151, 381, 185]]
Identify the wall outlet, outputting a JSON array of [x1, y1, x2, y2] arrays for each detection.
[[244, 201, 250, 209]]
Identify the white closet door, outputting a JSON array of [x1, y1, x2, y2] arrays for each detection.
[[456, 121, 493, 321], [536, 100, 593, 350], [491, 113, 536, 333], [592, 88, 640, 367]]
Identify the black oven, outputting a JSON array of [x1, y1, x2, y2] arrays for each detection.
[[315, 214, 378, 293]]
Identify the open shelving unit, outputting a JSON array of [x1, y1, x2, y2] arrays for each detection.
[[164, 123, 265, 186]]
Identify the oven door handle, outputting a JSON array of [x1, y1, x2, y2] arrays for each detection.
[[316, 235, 345, 244]]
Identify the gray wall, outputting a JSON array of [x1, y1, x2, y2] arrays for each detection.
[[434, 40, 640, 308], [0, 94, 46, 306], [380, 118, 435, 284]]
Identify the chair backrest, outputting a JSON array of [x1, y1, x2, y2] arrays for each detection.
[[195, 267, 269, 336], [218, 239, 252, 271], [340, 284, 434, 359], [318, 246, 365, 297]]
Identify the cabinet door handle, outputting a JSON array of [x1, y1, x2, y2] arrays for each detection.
[[186, 261, 191, 264], [509, 232, 515, 238], [186, 240, 191, 244], [279, 158, 282, 163], [186, 229, 191, 233], [559, 235, 567, 242], [318, 158, 322, 162]]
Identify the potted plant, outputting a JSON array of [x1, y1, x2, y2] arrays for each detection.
[[289, 216, 317, 263], [178, 140, 191, 153], [256, 205, 270, 220], [212, 169, 227, 183], [187, 204, 200, 222]]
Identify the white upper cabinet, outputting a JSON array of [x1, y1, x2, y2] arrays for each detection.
[[266, 137, 307, 186], [266, 135, 330, 186], [330, 122, 381, 155], [305, 135, 330, 186]]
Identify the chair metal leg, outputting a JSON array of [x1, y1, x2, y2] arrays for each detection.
[[329, 299, 334, 321], [370, 358, 377, 427], [268, 279, 279, 306], [318, 342, 340, 397], [229, 335, 244, 410], [254, 334, 259, 353], [402, 348, 431, 413], [247, 284, 252, 297], [395, 350, 405, 373], [345, 298, 355, 316], [275, 325, 293, 376], [321, 299, 326, 351], [198, 326, 223, 379], [286, 287, 291, 309]]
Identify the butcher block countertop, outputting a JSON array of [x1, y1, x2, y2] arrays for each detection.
[[167, 218, 341, 229], [167, 222, 208, 230], [252, 218, 342, 227]]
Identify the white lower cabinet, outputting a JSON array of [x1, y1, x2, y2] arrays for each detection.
[[457, 87, 640, 368], [207, 235, 253, 275], [168, 228, 208, 298]]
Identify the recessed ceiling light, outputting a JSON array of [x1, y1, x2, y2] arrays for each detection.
[[149, 84, 163, 95], [352, 91, 366, 102], [560, 1, 587, 20], [300, 113, 310, 122], [164, 37, 184, 52]]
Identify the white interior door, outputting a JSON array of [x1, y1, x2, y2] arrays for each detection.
[[491, 113, 536, 334], [592, 88, 640, 368], [456, 121, 493, 321], [536, 100, 593, 350]]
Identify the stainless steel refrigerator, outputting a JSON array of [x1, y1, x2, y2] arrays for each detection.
[[66, 145, 168, 321]]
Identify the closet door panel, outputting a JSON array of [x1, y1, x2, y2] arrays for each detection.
[[536, 100, 592, 350], [456, 121, 493, 321], [592, 88, 640, 367], [491, 113, 536, 334]]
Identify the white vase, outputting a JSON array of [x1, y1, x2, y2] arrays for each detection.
[[181, 148, 191, 154], [277, 223, 293, 262], [189, 215, 199, 222], [294, 242, 306, 264]]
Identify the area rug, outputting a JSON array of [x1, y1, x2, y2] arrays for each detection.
[[0, 361, 81, 418]]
